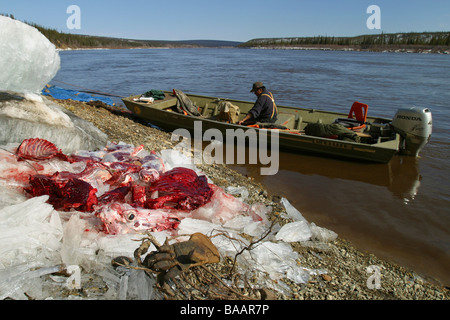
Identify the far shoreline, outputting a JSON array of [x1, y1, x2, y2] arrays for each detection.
[[244, 45, 450, 54], [56, 45, 450, 55]]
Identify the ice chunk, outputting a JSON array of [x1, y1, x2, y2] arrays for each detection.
[[97, 233, 151, 258], [0, 263, 63, 300], [310, 222, 338, 242], [278, 198, 312, 242], [280, 197, 309, 223], [223, 215, 266, 237], [225, 186, 249, 202], [191, 184, 258, 224], [279, 198, 337, 242], [0, 16, 60, 94], [0, 95, 108, 153], [159, 149, 196, 171], [117, 267, 130, 300], [60, 214, 87, 266], [177, 217, 225, 236], [58, 214, 124, 273], [250, 241, 308, 282], [0, 196, 63, 267], [223, 215, 255, 231], [275, 221, 312, 242], [0, 93, 73, 128], [249, 241, 323, 284], [249, 203, 271, 224], [0, 186, 28, 209], [127, 269, 161, 300]]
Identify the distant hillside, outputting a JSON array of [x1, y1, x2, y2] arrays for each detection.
[[167, 39, 243, 47], [239, 32, 450, 53], [0, 13, 242, 49], [33, 26, 242, 49]]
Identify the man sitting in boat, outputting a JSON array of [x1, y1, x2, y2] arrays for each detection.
[[238, 82, 278, 125]]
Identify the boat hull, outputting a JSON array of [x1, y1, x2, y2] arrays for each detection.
[[122, 92, 399, 163]]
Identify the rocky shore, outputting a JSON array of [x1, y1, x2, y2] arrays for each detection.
[[50, 97, 449, 300]]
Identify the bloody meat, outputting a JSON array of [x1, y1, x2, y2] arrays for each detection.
[[146, 167, 213, 210], [25, 173, 98, 211]]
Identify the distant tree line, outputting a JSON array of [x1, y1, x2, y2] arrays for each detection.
[[1, 13, 141, 48], [239, 32, 450, 48], [0, 13, 200, 49], [26, 22, 166, 49]]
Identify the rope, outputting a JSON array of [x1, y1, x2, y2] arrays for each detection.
[[51, 80, 125, 98]]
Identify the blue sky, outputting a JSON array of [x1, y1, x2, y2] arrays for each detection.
[[1, 0, 449, 41]]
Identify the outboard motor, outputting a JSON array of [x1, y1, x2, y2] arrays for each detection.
[[391, 107, 432, 156]]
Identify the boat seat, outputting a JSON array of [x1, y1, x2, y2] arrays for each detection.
[[274, 113, 296, 128], [335, 101, 368, 131]]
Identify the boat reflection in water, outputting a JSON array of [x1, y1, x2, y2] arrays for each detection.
[[227, 147, 422, 204], [386, 156, 421, 203]]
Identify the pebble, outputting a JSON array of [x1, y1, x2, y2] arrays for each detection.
[[322, 274, 332, 281]]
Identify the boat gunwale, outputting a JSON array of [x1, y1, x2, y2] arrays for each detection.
[[123, 92, 392, 123]]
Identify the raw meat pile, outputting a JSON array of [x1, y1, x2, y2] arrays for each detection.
[[5, 138, 261, 234], [146, 167, 213, 210]]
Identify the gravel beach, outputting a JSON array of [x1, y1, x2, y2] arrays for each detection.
[[50, 97, 449, 300]]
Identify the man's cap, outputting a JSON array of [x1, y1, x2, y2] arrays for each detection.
[[250, 82, 264, 92]]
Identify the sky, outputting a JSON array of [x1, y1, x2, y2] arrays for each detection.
[[1, 0, 449, 42]]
